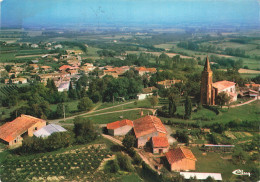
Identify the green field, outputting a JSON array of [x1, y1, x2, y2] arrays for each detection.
[[192, 147, 255, 181]]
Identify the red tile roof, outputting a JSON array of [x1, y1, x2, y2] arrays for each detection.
[[107, 119, 133, 130], [135, 67, 157, 73], [152, 136, 169, 148], [166, 147, 197, 164], [212, 80, 236, 91], [245, 84, 260, 88], [59, 65, 72, 70], [133, 115, 167, 138], [0, 115, 46, 142]]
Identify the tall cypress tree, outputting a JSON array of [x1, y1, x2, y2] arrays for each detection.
[[168, 93, 177, 117], [185, 96, 192, 119], [68, 81, 77, 99]]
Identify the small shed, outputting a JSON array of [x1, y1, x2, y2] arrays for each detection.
[[151, 136, 169, 154], [34, 124, 67, 138]]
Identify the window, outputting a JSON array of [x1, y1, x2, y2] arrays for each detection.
[[14, 140, 17, 143], [35, 127, 37, 131]]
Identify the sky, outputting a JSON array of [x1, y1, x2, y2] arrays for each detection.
[[1, 0, 259, 28]]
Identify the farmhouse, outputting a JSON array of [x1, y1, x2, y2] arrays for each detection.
[[200, 57, 237, 105], [245, 83, 260, 92], [133, 115, 167, 148], [107, 119, 134, 136], [34, 124, 67, 138], [0, 115, 46, 146], [135, 67, 157, 76], [137, 86, 158, 100], [165, 147, 197, 171], [157, 79, 183, 89], [151, 136, 169, 154]]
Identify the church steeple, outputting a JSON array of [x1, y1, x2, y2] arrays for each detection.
[[200, 56, 214, 105], [204, 56, 211, 71]]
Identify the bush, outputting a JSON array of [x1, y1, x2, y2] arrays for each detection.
[[122, 134, 136, 149], [116, 153, 134, 172], [133, 153, 142, 165], [73, 117, 98, 144], [104, 159, 120, 173], [18, 131, 74, 154]]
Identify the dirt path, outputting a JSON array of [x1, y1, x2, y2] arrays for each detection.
[[224, 96, 259, 108], [48, 101, 135, 124], [15, 53, 59, 58], [102, 134, 157, 172]]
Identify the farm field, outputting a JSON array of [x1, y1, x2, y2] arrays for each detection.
[[0, 137, 142, 182]]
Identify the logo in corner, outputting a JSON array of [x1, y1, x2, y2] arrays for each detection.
[[232, 169, 250, 177]]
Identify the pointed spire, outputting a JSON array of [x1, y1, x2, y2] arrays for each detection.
[[204, 56, 211, 71]]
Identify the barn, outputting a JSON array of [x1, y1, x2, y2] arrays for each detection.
[[133, 115, 167, 148], [106, 119, 133, 136], [0, 115, 46, 147], [165, 147, 197, 171]]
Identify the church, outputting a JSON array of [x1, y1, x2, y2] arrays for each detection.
[[200, 57, 237, 105]]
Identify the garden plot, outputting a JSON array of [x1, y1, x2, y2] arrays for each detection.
[[0, 145, 112, 182], [224, 131, 237, 140]]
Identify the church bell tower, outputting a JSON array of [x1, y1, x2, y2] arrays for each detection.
[[200, 56, 214, 105]]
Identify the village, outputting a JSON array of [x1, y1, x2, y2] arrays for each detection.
[[0, 36, 259, 181]]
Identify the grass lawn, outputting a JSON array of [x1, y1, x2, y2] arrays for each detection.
[[92, 99, 151, 115], [192, 147, 255, 181], [62, 109, 152, 124], [119, 173, 142, 182], [50, 100, 79, 113]]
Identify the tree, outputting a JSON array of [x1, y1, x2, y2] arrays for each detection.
[[110, 159, 120, 173], [116, 152, 134, 172], [232, 147, 248, 164], [4, 65, 12, 72], [122, 135, 136, 149], [150, 96, 158, 108], [175, 130, 189, 144], [184, 96, 192, 119], [68, 81, 77, 99], [77, 97, 93, 111], [73, 117, 98, 144], [168, 93, 177, 117], [216, 92, 231, 108]]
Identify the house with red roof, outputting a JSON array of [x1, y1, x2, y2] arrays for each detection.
[[59, 65, 73, 72], [0, 115, 46, 147], [106, 119, 134, 136], [165, 147, 197, 171], [135, 67, 157, 76], [133, 115, 167, 148], [151, 136, 169, 154]]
